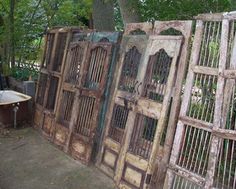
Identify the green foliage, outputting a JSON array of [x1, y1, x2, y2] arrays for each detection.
[[10, 67, 38, 81], [139, 0, 232, 21], [0, 0, 92, 80]]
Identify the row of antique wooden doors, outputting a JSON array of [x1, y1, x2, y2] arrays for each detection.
[[34, 28, 122, 163], [34, 21, 194, 188]]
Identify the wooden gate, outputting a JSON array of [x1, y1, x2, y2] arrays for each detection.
[[164, 13, 236, 189], [98, 35, 183, 189], [68, 41, 113, 163]]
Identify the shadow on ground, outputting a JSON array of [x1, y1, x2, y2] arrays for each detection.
[[0, 127, 116, 189]]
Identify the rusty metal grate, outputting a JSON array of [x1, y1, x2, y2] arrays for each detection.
[[52, 32, 67, 72], [224, 86, 236, 130], [84, 47, 107, 90], [172, 174, 203, 189], [108, 104, 129, 143], [197, 21, 221, 68], [187, 73, 217, 123], [214, 138, 236, 189], [43, 33, 55, 68], [177, 125, 212, 176], [36, 73, 48, 106], [58, 90, 75, 126], [142, 49, 172, 102], [128, 114, 158, 159], [65, 44, 84, 85], [46, 76, 59, 111], [75, 96, 96, 137], [118, 46, 141, 93]]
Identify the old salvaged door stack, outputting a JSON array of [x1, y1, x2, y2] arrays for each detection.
[[97, 21, 192, 189], [34, 27, 82, 137], [164, 12, 236, 189], [35, 29, 121, 164]]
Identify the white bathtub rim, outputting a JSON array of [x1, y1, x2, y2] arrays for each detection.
[[0, 90, 32, 105]]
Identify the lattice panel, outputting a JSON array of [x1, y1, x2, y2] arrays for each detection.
[[165, 19, 227, 188], [128, 114, 158, 159], [108, 104, 129, 143], [58, 90, 75, 126], [46, 76, 59, 111], [75, 96, 96, 137], [214, 138, 236, 189], [42, 33, 55, 68], [177, 125, 211, 176], [65, 44, 84, 85], [172, 174, 203, 189], [118, 47, 142, 93], [52, 32, 67, 72], [36, 73, 48, 106], [84, 46, 107, 90], [186, 73, 217, 123], [197, 21, 221, 68], [142, 49, 172, 102], [224, 86, 236, 130]]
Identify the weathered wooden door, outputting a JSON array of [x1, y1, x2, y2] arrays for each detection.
[[99, 35, 183, 189], [69, 42, 113, 163], [164, 13, 236, 189], [54, 41, 89, 149]]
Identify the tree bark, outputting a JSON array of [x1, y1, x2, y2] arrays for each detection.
[[92, 0, 115, 31], [117, 0, 141, 24], [9, 0, 15, 67]]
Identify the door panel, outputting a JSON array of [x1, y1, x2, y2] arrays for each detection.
[[99, 35, 183, 189], [69, 42, 113, 163], [119, 36, 182, 189], [99, 35, 149, 177], [54, 42, 89, 149], [163, 17, 232, 189]]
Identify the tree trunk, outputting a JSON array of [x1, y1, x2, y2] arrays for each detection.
[[9, 0, 15, 67], [92, 0, 115, 31], [117, 0, 141, 24]]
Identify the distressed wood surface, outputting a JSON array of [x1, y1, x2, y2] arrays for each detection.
[[124, 22, 153, 35]]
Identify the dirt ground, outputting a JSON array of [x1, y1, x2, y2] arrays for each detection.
[[0, 127, 116, 189]]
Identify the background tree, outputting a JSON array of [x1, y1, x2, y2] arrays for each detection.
[[0, 0, 235, 80], [92, 0, 115, 31]]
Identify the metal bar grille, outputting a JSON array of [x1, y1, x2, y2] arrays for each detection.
[[214, 138, 236, 189], [142, 49, 172, 102], [118, 46, 141, 93], [43, 33, 55, 68], [52, 32, 67, 72], [226, 21, 235, 69], [172, 174, 203, 189], [36, 73, 48, 105], [224, 86, 236, 130], [213, 85, 236, 188], [177, 125, 212, 176], [75, 96, 96, 137], [84, 47, 107, 90], [58, 90, 75, 126], [186, 73, 217, 123], [65, 44, 84, 85], [108, 104, 129, 143], [46, 76, 59, 111], [197, 21, 221, 68], [128, 114, 158, 159]]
